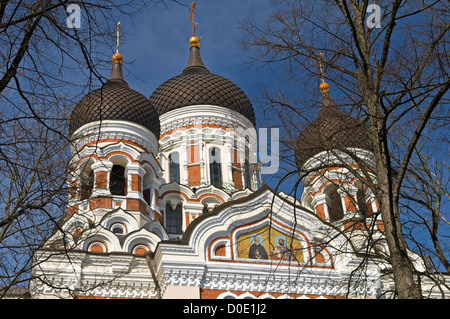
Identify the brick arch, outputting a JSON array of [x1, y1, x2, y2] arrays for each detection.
[[304, 177, 359, 203], [105, 151, 137, 165], [86, 139, 150, 153], [131, 244, 151, 255], [87, 241, 108, 253]]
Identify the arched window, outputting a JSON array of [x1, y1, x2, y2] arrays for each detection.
[[356, 188, 369, 217], [110, 165, 126, 196], [80, 170, 94, 200], [209, 147, 222, 188], [143, 188, 151, 205], [143, 167, 154, 206], [327, 185, 344, 222], [166, 203, 183, 234], [169, 152, 180, 183], [110, 223, 127, 235], [244, 160, 251, 189]]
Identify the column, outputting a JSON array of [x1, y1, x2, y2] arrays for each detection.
[[225, 136, 234, 190], [91, 160, 113, 197], [182, 138, 189, 185], [311, 193, 332, 221], [199, 139, 206, 186], [125, 163, 146, 199]]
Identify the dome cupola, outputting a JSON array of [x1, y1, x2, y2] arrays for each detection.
[[148, 36, 256, 126], [295, 80, 372, 170], [69, 46, 160, 138]]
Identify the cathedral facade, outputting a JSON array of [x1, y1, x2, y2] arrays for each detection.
[[29, 29, 447, 299]]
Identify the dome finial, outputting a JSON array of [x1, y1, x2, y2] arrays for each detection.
[[189, 2, 200, 47], [112, 22, 123, 64], [317, 52, 329, 93]]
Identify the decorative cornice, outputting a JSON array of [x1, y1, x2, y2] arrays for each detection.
[[71, 120, 159, 156], [159, 105, 255, 136], [301, 148, 376, 178], [157, 260, 381, 298], [30, 250, 158, 299]]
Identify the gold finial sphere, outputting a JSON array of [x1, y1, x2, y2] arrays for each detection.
[[112, 52, 123, 64], [189, 36, 200, 47], [319, 79, 329, 93]]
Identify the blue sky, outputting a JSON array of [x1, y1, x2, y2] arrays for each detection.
[[115, 0, 274, 101], [108, 0, 294, 192]]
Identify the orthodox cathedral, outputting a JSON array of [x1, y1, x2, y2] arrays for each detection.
[[29, 10, 447, 299]]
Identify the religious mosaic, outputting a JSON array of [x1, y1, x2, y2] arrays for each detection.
[[236, 225, 304, 263]]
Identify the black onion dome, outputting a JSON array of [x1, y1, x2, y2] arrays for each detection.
[[70, 61, 160, 138], [149, 44, 256, 126], [295, 90, 372, 170]]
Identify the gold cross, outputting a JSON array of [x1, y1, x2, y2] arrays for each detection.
[[190, 2, 196, 36], [317, 52, 325, 80], [116, 21, 120, 53]]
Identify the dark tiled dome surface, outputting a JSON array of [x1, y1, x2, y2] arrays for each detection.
[[149, 47, 256, 126], [70, 77, 160, 138], [295, 92, 372, 169]]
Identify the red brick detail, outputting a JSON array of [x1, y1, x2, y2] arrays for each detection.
[[232, 168, 242, 190], [188, 144, 200, 164], [90, 197, 112, 210], [67, 205, 78, 219], [188, 165, 201, 186], [343, 195, 357, 212], [70, 181, 77, 199], [315, 204, 326, 220], [126, 198, 140, 211], [130, 174, 141, 192], [95, 171, 108, 189]]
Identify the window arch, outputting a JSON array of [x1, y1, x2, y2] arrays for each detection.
[[132, 244, 151, 255], [143, 166, 155, 206], [80, 169, 94, 200], [169, 152, 180, 183], [110, 222, 127, 235], [356, 186, 370, 217], [326, 185, 344, 222], [71, 225, 84, 238], [88, 241, 108, 253], [209, 147, 222, 188], [110, 165, 126, 195], [244, 160, 251, 189], [79, 160, 94, 200], [166, 203, 183, 234]]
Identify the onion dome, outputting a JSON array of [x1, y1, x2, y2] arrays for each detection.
[[295, 80, 372, 170], [149, 37, 256, 126], [69, 52, 160, 138]]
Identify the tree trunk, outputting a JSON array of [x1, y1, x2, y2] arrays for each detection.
[[376, 141, 423, 299]]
